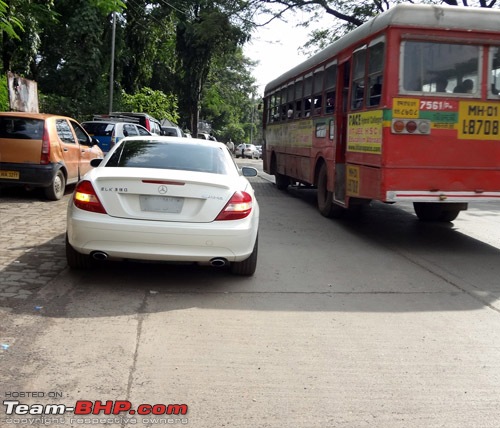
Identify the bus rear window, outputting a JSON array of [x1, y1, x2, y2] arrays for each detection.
[[401, 41, 480, 95]]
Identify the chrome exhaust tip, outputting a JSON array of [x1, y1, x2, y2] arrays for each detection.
[[210, 257, 228, 267], [91, 251, 108, 261]]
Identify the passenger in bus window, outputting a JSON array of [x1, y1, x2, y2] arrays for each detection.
[[314, 96, 322, 115], [281, 105, 287, 120], [304, 98, 312, 117], [325, 94, 335, 114], [453, 79, 473, 93], [436, 77, 448, 92], [295, 100, 302, 118], [369, 83, 382, 106]]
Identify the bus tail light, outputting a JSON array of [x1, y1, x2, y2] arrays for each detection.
[[391, 119, 431, 135]]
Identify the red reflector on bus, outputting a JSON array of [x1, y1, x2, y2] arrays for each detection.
[[393, 120, 405, 133], [406, 121, 417, 133]]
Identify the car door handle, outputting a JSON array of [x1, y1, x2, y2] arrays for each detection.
[[63, 148, 69, 152]]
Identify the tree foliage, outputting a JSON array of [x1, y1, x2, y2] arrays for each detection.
[[174, 1, 253, 136], [121, 87, 179, 124], [0, 0, 260, 143], [4, 0, 496, 142], [258, 0, 499, 55]]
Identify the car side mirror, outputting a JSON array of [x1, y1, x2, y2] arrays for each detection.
[[91, 137, 100, 146], [241, 166, 258, 177]]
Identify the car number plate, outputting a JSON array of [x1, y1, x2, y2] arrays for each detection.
[[0, 170, 20, 180], [139, 195, 184, 213]]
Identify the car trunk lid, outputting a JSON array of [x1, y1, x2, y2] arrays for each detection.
[[91, 168, 243, 223]]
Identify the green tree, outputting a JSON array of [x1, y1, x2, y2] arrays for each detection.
[[121, 87, 179, 124], [200, 47, 259, 142], [175, 1, 253, 135], [0, 0, 24, 41]]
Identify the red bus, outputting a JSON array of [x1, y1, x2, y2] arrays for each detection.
[[262, 4, 500, 221]]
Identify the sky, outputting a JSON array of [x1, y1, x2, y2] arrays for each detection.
[[243, 11, 326, 96]]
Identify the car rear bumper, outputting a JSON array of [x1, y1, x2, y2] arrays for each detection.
[[67, 204, 259, 262], [0, 162, 59, 187]]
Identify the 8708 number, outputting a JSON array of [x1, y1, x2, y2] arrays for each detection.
[[461, 119, 499, 136]]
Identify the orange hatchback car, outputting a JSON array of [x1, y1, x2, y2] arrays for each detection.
[[0, 112, 103, 200]]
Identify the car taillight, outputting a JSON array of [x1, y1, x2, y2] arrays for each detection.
[[215, 191, 253, 221], [40, 126, 50, 164], [145, 118, 151, 131], [73, 180, 107, 214]]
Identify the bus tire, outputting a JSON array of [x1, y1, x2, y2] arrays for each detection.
[[413, 202, 461, 222], [317, 163, 337, 217], [231, 235, 258, 276], [275, 173, 289, 190], [439, 208, 461, 222]]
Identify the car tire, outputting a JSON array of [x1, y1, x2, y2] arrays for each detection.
[[44, 169, 66, 200], [66, 234, 93, 269], [231, 235, 258, 276]]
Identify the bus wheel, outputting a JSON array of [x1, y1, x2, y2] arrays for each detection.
[[317, 163, 337, 217], [413, 202, 461, 222], [275, 173, 289, 190]]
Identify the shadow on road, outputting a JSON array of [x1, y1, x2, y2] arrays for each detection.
[[2, 180, 500, 319]]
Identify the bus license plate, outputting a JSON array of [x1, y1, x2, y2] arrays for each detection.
[[0, 170, 20, 180], [139, 195, 184, 213]]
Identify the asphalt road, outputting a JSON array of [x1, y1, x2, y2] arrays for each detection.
[[1, 161, 500, 428]]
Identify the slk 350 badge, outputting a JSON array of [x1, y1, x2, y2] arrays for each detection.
[[100, 187, 128, 192]]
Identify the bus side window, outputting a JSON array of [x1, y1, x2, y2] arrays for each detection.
[[294, 101, 301, 118], [313, 95, 323, 115], [489, 46, 500, 98], [287, 83, 295, 119], [312, 68, 324, 116], [367, 39, 385, 106], [369, 80, 382, 106], [303, 74, 313, 117], [325, 62, 337, 114], [351, 47, 366, 110], [325, 92, 336, 114], [280, 87, 287, 120], [295, 79, 303, 118]]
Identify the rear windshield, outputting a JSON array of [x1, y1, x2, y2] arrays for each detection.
[[82, 122, 115, 136], [0, 117, 44, 139], [106, 140, 229, 174]]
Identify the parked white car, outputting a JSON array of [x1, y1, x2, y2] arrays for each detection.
[[236, 143, 259, 159], [66, 136, 260, 275]]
